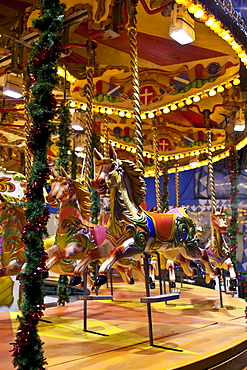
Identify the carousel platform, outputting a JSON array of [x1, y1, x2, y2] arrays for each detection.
[[1, 281, 247, 370]]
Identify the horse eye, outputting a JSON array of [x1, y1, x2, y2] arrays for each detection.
[[110, 163, 116, 171]]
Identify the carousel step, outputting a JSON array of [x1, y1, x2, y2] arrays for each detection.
[[140, 293, 180, 303], [76, 295, 113, 301]]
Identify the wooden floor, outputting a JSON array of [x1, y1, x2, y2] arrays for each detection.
[[1, 281, 247, 370]]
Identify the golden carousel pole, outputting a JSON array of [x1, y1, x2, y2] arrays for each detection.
[[83, 40, 95, 192], [102, 113, 109, 158], [127, 0, 144, 176], [127, 0, 164, 346], [204, 110, 223, 307], [99, 113, 110, 225], [204, 110, 216, 215], [152, 119, 161, 213], [175, 164, 180, 208], [82, 40, 95, 329], [207, 130, 216, 215], [152, 118, 168, 297], [23, 67, 32, 178]]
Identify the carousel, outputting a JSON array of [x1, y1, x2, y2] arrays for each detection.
[[0, 0, 247, 369]]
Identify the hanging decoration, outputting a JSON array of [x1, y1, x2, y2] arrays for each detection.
[[161, 167, 169, 213], [12, 1, 65, 369], [228, 145, 240, 268]]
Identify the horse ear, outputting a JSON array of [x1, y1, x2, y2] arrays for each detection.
[[51, 167, 59, 178], [220, 206, 224, 214], [94, 148, 103, 161], [0, 193, 6, 202], [60, 167, 70, 179], [109, 143, 117, 161]]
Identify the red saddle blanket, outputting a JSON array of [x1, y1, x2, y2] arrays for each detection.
[[146, 211, 175, 241]]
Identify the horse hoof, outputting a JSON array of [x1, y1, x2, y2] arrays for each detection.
[[129, 277, 135, 285], [42, 270, 49, 279], [170, 281, 176, 288], [192, 268, 197, 277], [150, 282, 155, 289], [70, 275, 82, 286], [215, 268, 221, 276], [230, 278, 238, 286], [0, 268, 5, 277], [94, 274, 108, 287]]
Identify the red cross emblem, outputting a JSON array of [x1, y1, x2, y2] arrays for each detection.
[[140, 86, 154, 105], [158, 138, 171, 152]]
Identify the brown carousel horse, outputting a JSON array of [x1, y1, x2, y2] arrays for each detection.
[[46, 167, 145, 286], [91, 145, 220, 287], [0, 193, 75, 278], [205, 207, 237, 287]]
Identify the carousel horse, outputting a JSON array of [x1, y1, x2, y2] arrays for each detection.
[[0, 193, 75, 278], [91, 145, 220, 287], [46, 167, 145, 285], [0, 194, 26, 277], [205, 207, 237, 286]]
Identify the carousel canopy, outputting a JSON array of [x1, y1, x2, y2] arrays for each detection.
[[0, 0, 247, 175]]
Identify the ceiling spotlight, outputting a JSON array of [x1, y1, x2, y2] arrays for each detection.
[[208, 89, 216, 96], [163, 107, 170, 114], [189, 156, 200, 167], [234, 108, 245, 132], [3, 74, 23, 99], [71, 109, 85, 131], [193, 95, 200, 102], [169, 3, 195, 45]]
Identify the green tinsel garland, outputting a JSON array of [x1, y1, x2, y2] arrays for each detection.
[[12, 1, 65, 369], [161, 167, 169, 213], [228, 145, 240, 270], [57, 275, 70, 306], [55, 101, 72, 303], [70, 148, 77, 180]]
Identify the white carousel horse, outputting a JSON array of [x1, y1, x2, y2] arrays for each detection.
[[91, 145, 220, 287], [205, 207, 237, 287]]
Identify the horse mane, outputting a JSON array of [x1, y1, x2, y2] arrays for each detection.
[[122, 160, 146, 206], [12, 205, 27, 228], [1, 195, 27, 228], [71, 180, 91, 219]]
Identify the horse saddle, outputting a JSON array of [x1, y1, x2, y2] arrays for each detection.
[[146, 211, 175, 242]]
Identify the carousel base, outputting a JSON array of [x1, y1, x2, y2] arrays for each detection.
[[1, 281, 247, 370]]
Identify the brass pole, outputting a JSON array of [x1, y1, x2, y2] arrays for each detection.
[[207, 129, 216, 214], [83, 41, 95, 191], [23, 88, 32, 178], [127, 0, 144, 176], [152, 119, 161, 212], [102, 113, 109, 158], [175, 164, 180, 208], [204, 109, 216, 214]]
